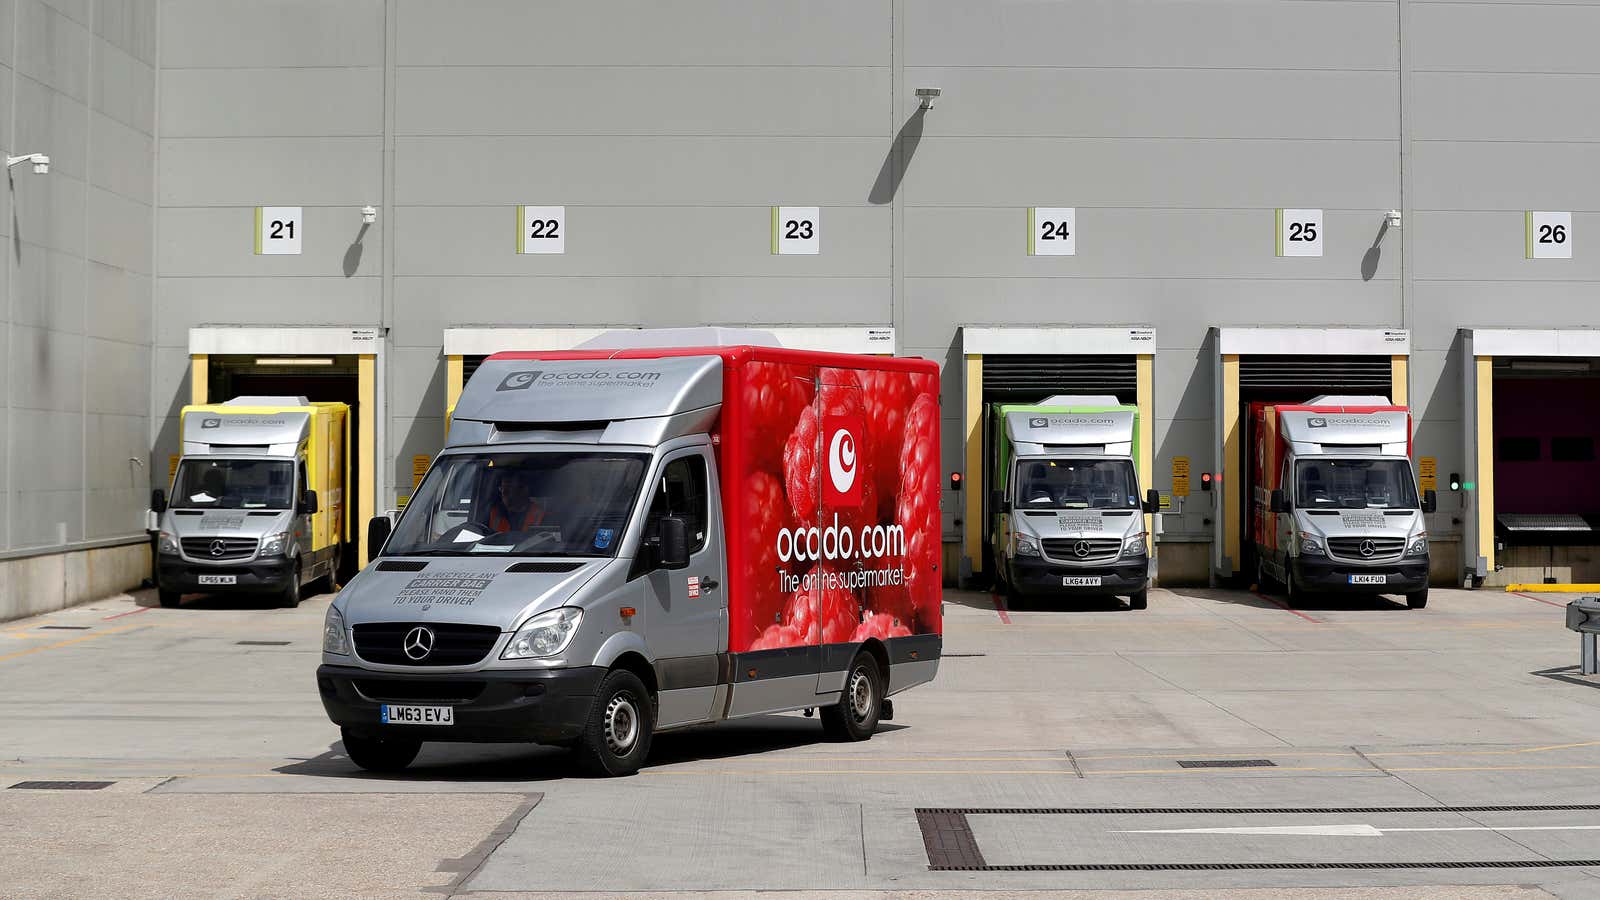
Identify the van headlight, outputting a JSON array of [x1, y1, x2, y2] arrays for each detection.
[[1121, 533, 1147, 557], [1014, 534, 1041, 557], [1298, 532, 1325, 556], [158, 531, 179, 554], [322, 605, 349, 655], [1406, 533, 1429, 557], [502, 608, 583, 659], [259, 531, 291, 556]]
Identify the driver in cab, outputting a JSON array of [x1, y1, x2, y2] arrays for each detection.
[[488, 469, 545, 532]]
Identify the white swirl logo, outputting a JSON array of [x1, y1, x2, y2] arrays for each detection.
[[828, 427, 857, 494], [496, 370, 542, 391]]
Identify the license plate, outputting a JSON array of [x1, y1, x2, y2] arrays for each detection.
[[1062, 576, 1103, 587], [1349, 574, 1387, 585], [197, 574, 236, 585], [381, 704, 454, 726]]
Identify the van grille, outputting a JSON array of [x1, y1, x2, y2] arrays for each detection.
[[180, 537, 258, 560], [1042, 537, 1121, 562], [352, 622, 501, 667], [1327, 537, 1405, 562]]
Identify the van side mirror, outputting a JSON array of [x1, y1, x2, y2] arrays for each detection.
[[1270, 489, 1288, 514], [1422, 489, 1437, 514], [150, 489, 167, 514], [991, 490, 1009, 514], [657, 516, 690, 570], [301, 490, 319, 515], [367, 516, 392, 556], [1144, 488, 1161, 514]]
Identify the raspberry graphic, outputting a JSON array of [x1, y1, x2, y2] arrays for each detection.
[[735, 471, 792, 649], [741, 361, 812, 474], [749, 623, 803, 651], [789, 575, 862, 645], [782, 369, 868, 523], [858, 370, 915, 522], [894, 392, 942, 633], [852, 612, 912, 642]]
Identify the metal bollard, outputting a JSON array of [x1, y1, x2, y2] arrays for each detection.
[[1565, 597, 1600, 675]]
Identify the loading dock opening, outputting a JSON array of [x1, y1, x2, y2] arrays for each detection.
[[1212, 327, 1410, 584], [188, 327, 381, 568], [961, 327, 1156, 582], [1462, 330, 1600, 587]]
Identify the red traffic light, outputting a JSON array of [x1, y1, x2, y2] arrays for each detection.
[[949, 471, 963, 491], [1200, 471, 1213, 491]]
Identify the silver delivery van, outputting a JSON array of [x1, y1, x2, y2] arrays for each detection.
[[318, 331, 944, 776], [153, 397, 349, 608], [990, 397, 1159, 609]]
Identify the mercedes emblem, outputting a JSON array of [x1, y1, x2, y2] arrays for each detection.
[[403, 626, 436, 661], [1359, 539, 1377, 558], [1074, 540, 1092, 558], [209, 539, 227, 558]]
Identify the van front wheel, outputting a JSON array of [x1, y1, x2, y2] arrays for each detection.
[[573, 669, 653, 777], [1407, 587, 1429, 610], [821, 652, 883, 742]]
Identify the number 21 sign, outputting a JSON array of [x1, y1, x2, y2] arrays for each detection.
[[255, 207, 302, 255]]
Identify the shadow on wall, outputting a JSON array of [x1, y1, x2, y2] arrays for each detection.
[[343, 222, 370, 277], [868, 107, 927, 205], [1360, 218, 1390, 282]]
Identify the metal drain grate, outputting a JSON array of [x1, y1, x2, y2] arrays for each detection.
[[10, 781, 114, 791], [1176, 759, 1276, 769], [942, 653, 987, 658], [236, 641, 291, 646], [38, 625, 90, 631]]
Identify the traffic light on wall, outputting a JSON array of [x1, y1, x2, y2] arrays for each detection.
[[1449, 472, 1461, 491], [1200, 472, 1213, 491]]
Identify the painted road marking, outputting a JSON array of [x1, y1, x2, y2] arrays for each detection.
[[1251, 591, 1323, 623], [0, 623, 150, 663], [1514, 590, 1568, 609], [102, 606, 153, 620], [1116, 824, 1600, 837], [989, 593, 1011, 624]]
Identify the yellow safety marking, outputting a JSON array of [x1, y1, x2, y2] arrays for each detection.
[[1368, 741, 1600, 757], [0, 623, 149, 664], [1506, 584, 1600, 593]]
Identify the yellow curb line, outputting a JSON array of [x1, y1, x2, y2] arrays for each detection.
[[1506, 584, 1600, 593]]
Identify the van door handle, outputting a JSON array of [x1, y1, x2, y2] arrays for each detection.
[[700, 578, 719, 592]]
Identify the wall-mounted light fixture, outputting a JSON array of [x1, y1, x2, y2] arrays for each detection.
[[361, 205, 377, 225], [6, 153, 49, 175], [915, 88, 941, 111]]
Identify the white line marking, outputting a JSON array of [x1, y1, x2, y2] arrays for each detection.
[[1116, 824, 1600, 837]]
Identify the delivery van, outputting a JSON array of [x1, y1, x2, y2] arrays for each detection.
[[152, 397, 350, 608], [317, 329, 943, 776], [1248, 396, 1435, 608], [988, 396, 1159, 608]]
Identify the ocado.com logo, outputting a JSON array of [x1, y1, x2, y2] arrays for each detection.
[[496, 370, 542, 391], [828, 428, 857, 494]]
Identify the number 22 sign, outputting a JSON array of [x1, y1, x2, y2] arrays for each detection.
[[255, 207, 302, 255], [518, 206, 565, 254]]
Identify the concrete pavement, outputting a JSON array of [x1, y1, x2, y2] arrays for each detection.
[[4, 584, 1600, 897]]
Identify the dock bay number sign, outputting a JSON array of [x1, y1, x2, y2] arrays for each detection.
[[1028, 208, 1076, 256], [518, 206, 566, 254], [1276, 208, 1323, 257], [255, 207, 302, 255], [772, 207, 820, 255]]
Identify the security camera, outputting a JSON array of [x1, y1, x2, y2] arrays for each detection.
[[6, 153, 48, 175], [361, 205, 377, 224], [915, 87, 941, 110]]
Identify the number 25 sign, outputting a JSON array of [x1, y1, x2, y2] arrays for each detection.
[[1276, 208, 1323, 257]]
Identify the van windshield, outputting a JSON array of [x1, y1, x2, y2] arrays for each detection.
[[1013, 458, 1138, 509], [171, 459, 294, 510], [384, 451, 649, 558], [1295, 458, 1419, 510]]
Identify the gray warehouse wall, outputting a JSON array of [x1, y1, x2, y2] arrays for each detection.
[[148, 1, 1600, 584], [2, 0, 156, 580]]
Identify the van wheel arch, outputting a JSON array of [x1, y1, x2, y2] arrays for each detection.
[[854, 638, 890, 690], [608, 651, 658, 701]]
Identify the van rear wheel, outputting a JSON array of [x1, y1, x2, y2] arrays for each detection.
[[821, 651, 882, 742], [342, 728, 420, 772], [573, 669, 653, 777]]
